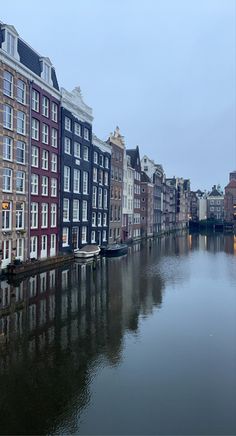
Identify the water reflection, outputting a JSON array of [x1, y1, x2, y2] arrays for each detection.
[[0, 233, 235, 435]]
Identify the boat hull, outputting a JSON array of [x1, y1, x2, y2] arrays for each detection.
[[100, 244, 128, 257], [74, 245, 100, 259]]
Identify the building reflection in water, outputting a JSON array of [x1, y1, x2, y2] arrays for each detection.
[[0, 232, 235, 434]]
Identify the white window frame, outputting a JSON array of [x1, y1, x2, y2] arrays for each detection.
[[17, 79, 26, 104], [42, 149, 49, 170], [62, 227, 69, 247], [63, 198, 70, 222], [2, 201, 12, 230], [73, 199, 80, 222], [3, 168, 13, 192], [51, 153, 57, 172], [41, 203, 48, 228], [3, 104, 13, 130], [42, 96, 49, 117], [17, 111, 26, 135], [31, 202, 38, 229], [82, 200, 88, 221], [42, 176, 49, 196], [64, 166, 70, 192], [16, 140, 26, 164], [3, 136, 13, 161], [83, 171, 88, 194], [84, 128, 89, 141], [51, 203, 57, 228], [32, 90, 39, 112], [51, 102, 58, 122], [51, 128, 58, 148], [3, 71, 13, 97], [83, 146, 89, 161], [51, 178, 57, 197], [81, 226, 87, 244], [73, 169, 80, 193], [65, 117, 72, 131], [74, 142, 81, 158], [32, 118, 39, 140], [31, 173, 39, 195], [42, 123, 49, 144], [31, 146, 39, 167]]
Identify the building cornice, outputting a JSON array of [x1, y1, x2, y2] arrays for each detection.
[[61, 87, 93, 124], [92, 134, 112, 154]]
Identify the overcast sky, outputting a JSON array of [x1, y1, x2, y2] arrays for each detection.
[[1, 0, 235, 190]]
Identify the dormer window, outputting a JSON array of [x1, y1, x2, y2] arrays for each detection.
[[1, 25, 20, 60], [40, 57, 53, 85]]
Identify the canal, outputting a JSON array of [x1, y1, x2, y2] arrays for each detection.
[[0, 233, 235, 435]]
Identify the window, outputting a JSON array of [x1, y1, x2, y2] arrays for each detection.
[[16, 202, 24, 229], [42, 124, 49, 144], [32, 118, 39, 140], [3, 71, 13, 97], [84, 128, 89, 140], [74, 123, 81, 136], [74, 142, 81, 158], [31, 146, 39, 167], [104, 189, 108, 209], [42, 63, 50, 83], [62, 227, 69, 247], [51, 128, 58, 148], [16, 171, 25, 193], [32, 90, 39, 112], [2, 201, 12, 230], [63, 198, 69, 221], [3, 137, 13, 161], [93, 167, 98, 182], [73, 200, 80, 221], [64, 137, 71, 154], [51, 178, 57, 197], [103, 213, 107, 226], [98, 188, 103, 208], [17, 111, 26, 135], [73, 169, 80, 193], [91, 231, 96, 243], [64, 166, 70, 191], [92, 186, 97, 207], [51, 102, 58, 122], [102, 230, 107, 242], [97, 212, 102, 226], [3, 104, 13, 129], [41, 203, 48, 228], [99, 170, 103, 184], [3, 168, 12, 192], [31, 203, 38, 229], [81, 226, 87, 243], [42, 176, 48, 196], [94, 152, 98, 164], [82, 201, 87, 221], [92, 212, 96, 227], [51, 153, 57, 172], [83, 171, 88, 194], [104, 172, 108, 186], [42, 96, 49, 117], [51, 204, 57, 227], [17, 79, 26, 104], [105, 157, 109, 168], [31, 174, 39, 195], [99, 155, 104, 167], [83, 146, 89, 161], [6, 32, 15, 56], [16, 140, 26, 164], [65, 117, 71, 131], [42, 150, 49, 170]]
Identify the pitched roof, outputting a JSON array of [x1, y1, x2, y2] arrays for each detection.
[[0, 23, 59, 90], [126, 146, 141, 171], [208, 186, 223, 197], [141, 171, 151, 183]]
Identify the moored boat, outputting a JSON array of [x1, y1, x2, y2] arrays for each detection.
[[100, 243, 128, 257], [74, 245, 100, 259]]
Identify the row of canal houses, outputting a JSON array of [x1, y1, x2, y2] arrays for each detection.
[[0, 22, 190, 269]]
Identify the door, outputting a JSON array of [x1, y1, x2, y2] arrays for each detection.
[[50, 234, 56, 256], [40, 235, 47, 259], [1, 240, 11, 269], [16, 238, 24, 261], [30, 236, 38, 259]]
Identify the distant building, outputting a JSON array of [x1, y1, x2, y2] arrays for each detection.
[[229, 170, 236, 181], [122, 152, 134, 242], [126, 146, 142, 240], [60, 87, 93, 252], [141, 155, 163, 234], [140, 172, 154, 238], [107, 127, 125, 243], [91, 134, 111, 245], [207, 185, 224, 221], [224, 178, 236, 223]]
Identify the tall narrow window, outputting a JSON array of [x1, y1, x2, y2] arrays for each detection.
[[31, 203, 38, 229], [3, 168, 12, 192], [83, 171, 88, 194], [92, 186, 97, 207], [2, 201, 12, 230], [63, 198, 70, 221], [16, 202, 24, 229], [41, 203, 48, 228], [42, 176, 48, 196], [51, 102, 58, 122], [3, 137, 13, 161], [31, 174, 39, 195], [31, 146, 39, 167], [3, 71, 13, 97], [51, 204, 57, 228], [3, 104, 13, 130], [64, 137, 71, 154], [42, 150, 49, 170], [16, 141, 26, 164], [17, 79, 26, 104], [32, 90, 39, 112], [64, 166, 70, 192], [51, 178, 57, 197], [17, 111, 26, 135], [42, 124, 49, 144], [16, 171, 25, 193], [73, 169, 80, 193], [73, 200, 80, 221], [65, 117, 71, 131], [32, 118, 39, 140], [42, 96, 49, 117], [51, 128, 58, 148], [82, 201, 87, 221], [51, 153, 57, 172]]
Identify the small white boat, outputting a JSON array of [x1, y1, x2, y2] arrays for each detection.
[[74, 245, 100, 259]]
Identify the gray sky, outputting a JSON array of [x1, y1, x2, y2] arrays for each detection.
[[1, 0, 235, 190]]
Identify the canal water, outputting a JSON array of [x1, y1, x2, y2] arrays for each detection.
[[0, 233, 235, 435]]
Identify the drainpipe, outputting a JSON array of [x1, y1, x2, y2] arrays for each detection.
[[27, 80, 33, 260]]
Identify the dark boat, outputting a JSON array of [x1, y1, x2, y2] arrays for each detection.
[[100, 243, 128, 257]]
